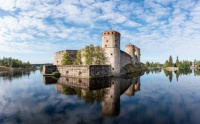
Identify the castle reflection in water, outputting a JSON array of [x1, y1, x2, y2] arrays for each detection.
[[43, 73, 142, 117]]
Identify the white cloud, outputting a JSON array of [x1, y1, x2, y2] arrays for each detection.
[[124, 20, 141, 27], [0, 0, 15, 11], [0, 0, 200, 63]]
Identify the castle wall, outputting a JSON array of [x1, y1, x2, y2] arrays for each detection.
[[135, 47, 140, 62], [120, 50, 132, 69], [43, 65, 111, 78], [53, 50, 77, 65], [125, 44, 137, 64], [56, 65, 89, 78]]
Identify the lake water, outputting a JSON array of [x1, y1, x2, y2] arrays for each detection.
[[0, 70, 200, 124]]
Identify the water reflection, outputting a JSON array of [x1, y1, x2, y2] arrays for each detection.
[[194, 69, 200, 76], [43, 74, 142, 117], [146, 69, 198, 82], [1, 70, 200, 124], [0, 71, 34, 81], [145, 69, 162, 74]]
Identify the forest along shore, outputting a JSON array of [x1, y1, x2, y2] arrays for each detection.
[[0, 66, 35, 73]]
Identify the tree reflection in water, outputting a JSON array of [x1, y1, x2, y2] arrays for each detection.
[[164, 69, 193, 82], [0, 70, 33, 81], [43, 73, 142, 117], [145, 69, 197, 82]]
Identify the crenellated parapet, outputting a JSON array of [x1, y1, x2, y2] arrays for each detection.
[[53, 50, 77, 65]]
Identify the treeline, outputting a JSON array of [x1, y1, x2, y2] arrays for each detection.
[[145, 55, 200, 70], [62, 45, 104, 65], [0, 57, 31, 68], [163, 55, 193, 70]]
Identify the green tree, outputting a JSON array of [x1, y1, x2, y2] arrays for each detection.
[[0, 57, 31, 67], [83, 45, 95, 65], [178, 60, 190, 70], [82, 44, 104, 65], [95, 46, 104, 65], [61, 52, 72, 65], [74, 50, 82, 65], [175, 56, 179, 67], [163, 60, 169, 69], [145, 61, 150, 67], [169, 55, 173, 67]]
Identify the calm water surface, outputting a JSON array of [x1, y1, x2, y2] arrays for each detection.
[[0, 70, 200, 124]]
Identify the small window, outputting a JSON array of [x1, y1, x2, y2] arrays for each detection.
[[112, 82, 114, 84], [78, 79, 82, 83], [79, 72, 82, 75], [111, 53, 113, 55], [108, 32, 109, 34], [111, 96, 113, 98], [115, 44, 117, 47], [105, 45, 107, 47], [112, 32, 113, 34], [66, 71, 69, 73], [112, 68, 114, 70]]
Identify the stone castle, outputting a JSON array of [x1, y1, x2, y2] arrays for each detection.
[[43, 30, 144, 77]]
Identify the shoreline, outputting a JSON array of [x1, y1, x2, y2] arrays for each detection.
[[0, 66, 36, 74]]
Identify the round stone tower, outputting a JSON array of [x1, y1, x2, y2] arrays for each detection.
[[125, 44, 137, 64], [135, 47, 140, 62], [102, 30, 121, 75]]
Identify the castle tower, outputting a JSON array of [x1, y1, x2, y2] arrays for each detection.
[[125, 44, 137, 64], [102, 30, 121, 75], [135, 47, 140, 63]]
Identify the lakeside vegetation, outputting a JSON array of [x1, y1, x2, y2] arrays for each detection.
[[0, 57, 35, 72], [0, 57, 32, 68], [146, 55, 200, 71]]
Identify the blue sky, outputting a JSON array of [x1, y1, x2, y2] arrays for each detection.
[[0, 0, 200, 64]]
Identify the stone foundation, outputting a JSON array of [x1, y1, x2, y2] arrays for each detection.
[[43, 65, 111, 78]]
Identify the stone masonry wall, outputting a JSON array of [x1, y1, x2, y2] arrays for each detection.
[[43, 65, 111, 78], [57, 65, 89, 78], [53, 50, 77, 65], [120, 50, 132, 69]]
